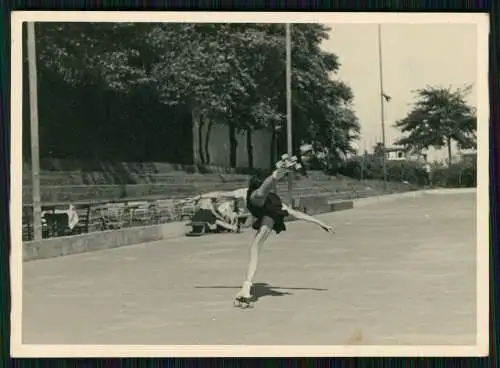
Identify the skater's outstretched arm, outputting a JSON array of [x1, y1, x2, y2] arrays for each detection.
[[282, 205, 334, 233]]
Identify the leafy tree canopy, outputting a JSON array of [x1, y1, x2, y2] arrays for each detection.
[[393, 85, 476, 164], [35, 22, 360, 167]]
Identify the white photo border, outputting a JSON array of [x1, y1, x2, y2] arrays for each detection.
[[9, 11, 490, 357]]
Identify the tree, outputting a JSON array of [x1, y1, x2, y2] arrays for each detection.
[[147, 23, 253, 165], [36, 22, 156, 90], [33, 23, 199, 163], [394, 85, 477, 165], [295, 27, 360, 167], [265, 24, 360, 169], [38, 22, 252, 165], [34, 22, 361, 170], [148, 23, 359, 168], [372, 142, 385, 158]]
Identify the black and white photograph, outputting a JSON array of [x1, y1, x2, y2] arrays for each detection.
[[10, 12, 489, 357]]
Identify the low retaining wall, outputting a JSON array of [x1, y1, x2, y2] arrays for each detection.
[[422, 188, 477, 195], [352, 191, 424, 208], [352, 187, 476, 208], [23, 194, 355, 262], [294, 196, 353, 215], [23, 222, 187, 262]]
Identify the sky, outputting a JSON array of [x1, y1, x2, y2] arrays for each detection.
[[320, 23, 478, 162]]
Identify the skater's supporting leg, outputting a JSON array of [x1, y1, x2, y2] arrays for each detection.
[[245, 216, 274, 283], [236, 216, 274, 298]]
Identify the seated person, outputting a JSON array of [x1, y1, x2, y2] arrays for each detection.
[[192, 197, 238, 232], [217, 198, 240, 228]]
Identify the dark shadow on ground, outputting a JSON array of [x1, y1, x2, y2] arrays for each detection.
[[195, 283, 328, 302]]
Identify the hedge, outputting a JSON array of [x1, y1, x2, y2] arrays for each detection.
[[335, 155, 476, 188]]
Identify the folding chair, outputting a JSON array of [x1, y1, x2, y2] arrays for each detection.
[[154, 199, 181, 223], [129, 201, 154, 226], [101, 203, 127, 229]]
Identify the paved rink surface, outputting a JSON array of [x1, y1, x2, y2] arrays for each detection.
[[23, 192, 477, 345]]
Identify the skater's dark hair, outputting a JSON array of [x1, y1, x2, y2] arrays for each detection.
[[248, 175, 263, 192]]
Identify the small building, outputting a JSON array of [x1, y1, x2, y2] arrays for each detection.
[[384, 147, 408, 161], [383, 146, 427, 163], [458, 150, 477, 164]]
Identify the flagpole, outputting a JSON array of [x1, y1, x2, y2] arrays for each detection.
[[377, 24, 388, 191], [286, 23, 293, 206], [27, 22, 43, 241]]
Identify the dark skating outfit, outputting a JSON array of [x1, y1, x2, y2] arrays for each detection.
[[246, 189, 289, 234]]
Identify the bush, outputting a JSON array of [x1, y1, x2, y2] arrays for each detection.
[[431, 161, 476, 188], [337, 155, 429, 185], [336, 154, 476, 188]]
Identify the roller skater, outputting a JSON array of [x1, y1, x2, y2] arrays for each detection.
[[233, 154, 334, 309]]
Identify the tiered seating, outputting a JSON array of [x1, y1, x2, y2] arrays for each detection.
[[23, 158, 411, 206], [23, 160, 250, 204]]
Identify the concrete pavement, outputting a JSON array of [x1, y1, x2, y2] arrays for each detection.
[[22, 191, 477, 345]]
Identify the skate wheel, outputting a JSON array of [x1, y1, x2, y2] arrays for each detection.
[[233, 297, 253, 309], [238, 302, 252, 309]]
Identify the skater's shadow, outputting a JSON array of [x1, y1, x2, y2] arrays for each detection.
[[195, 283, 328, 302]]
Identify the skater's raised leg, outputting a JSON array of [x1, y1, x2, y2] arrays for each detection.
[[248, 172, 282, 207], [249, 154, 300, 207]]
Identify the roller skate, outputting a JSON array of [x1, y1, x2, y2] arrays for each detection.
[[276, 153, 303, 171], [233, 281, 255, 309], [272, 154, 303, 180]]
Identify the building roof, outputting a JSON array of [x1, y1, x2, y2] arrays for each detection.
[[459, 151, 477, 156], [384, 146, 409, 153]]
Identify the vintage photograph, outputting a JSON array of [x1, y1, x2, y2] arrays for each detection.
[[11, 12, 489, 357]]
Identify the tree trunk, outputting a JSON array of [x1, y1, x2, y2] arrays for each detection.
[[228, 120, 237, 168], [246, 128, 254, 169], [193, 110, 205, 164], [447, 137, 452, 166], [360, 157, 364, 180], [204, 119, 214, 165], [270, 128, 276, 169]]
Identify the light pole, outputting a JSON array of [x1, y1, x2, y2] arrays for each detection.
[[27, 22, 42, 241], [377, 24, 388, 191], [285, 23, 293, 206]]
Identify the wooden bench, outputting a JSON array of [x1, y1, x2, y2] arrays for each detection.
[[328, 200, 354, 211]]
